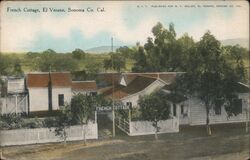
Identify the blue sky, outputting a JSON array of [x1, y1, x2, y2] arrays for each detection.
[[0, 1, 249, 53]]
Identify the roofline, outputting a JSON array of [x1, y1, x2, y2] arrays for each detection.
[[26, 72, 71, 74], [72, 80, 96, 83], [238, 82, 250, 88], [120, 72, 185, 74], [120, 79, 165, 100], [97, 72, 186, 75]]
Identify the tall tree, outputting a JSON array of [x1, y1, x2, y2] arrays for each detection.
[[138, 91, 171, 140], [133, 22, 188, 72], [173, 31, 246, 135]]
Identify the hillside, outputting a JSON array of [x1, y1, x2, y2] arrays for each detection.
[[221, 38, 249, 49], [85, 46, 121, 54]]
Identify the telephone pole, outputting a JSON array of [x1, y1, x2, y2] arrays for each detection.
[[111, 37, 116, 137]]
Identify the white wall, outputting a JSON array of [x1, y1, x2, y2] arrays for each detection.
[[28, 87, 72, 112], [52, 87, 72, 110], [121, 80, 165, 108], [29, 88, 48, 111], [129, 118, 179, 136], [7, 78, 25, 94], [0, 122, 98, 146], [188, 96, 248, 125]]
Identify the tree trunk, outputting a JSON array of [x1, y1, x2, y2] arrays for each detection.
[[154, 121, 158, 140], [206, 104, 212, 135], [63, 128, 67, 147], [83, 124, 87, 145]]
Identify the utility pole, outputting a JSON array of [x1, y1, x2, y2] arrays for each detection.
[[111, 37, 116, 137]]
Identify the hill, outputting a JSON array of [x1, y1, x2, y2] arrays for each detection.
[[85, 46, 121, 54], [220, 38, 249, 49]]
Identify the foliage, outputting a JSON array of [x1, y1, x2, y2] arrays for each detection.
[[54, 104, 73, 144], [133, 22, 192, 72], [71, 93, 96, 124], [72, 48, 85, 60], [12, 59, 24, 77], [138, 90, 171, 139], [0, 114, 49, 130], [37, 49, 78, 72], [0, 54, 24, 76], [173, 31, 246, 135], [70, 93, 97, 144], [85, 61, 103, 80], [103, 52, 126, 72]]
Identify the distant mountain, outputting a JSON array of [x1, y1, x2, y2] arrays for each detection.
[[220, 38, 249, 49], [85, 46, 121, 54]]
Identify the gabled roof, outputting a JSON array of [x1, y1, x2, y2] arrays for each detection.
[[236, 82, 250, 93], [72, 81, 97, 91], [96, 73, 121, 87], [120, 72, 180, 86], [27, 72, 71, 88], [102, 75, 157, 99]]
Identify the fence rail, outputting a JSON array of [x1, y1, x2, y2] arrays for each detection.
[[0, 122, 98, 146], [115, 116, 179, 136]]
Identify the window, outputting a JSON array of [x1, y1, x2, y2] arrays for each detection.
[[173, 104, 177, 116], [181, 105, 184, 114], [90, 92, 97, 96], [215, 100, 222, 115], [58, 94, 64, 106], [126, 102, 132, 109], [233, 99, 242, 114]]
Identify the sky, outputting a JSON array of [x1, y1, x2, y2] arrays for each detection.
[[0, 1, 249, 53]]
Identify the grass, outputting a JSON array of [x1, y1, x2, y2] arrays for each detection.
[[1, 122, 249, 160]]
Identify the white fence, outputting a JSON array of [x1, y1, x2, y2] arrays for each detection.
[[116, 117, 179, 136], [0, 122, 98, 146]]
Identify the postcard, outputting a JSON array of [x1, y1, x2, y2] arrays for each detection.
[[0, 1, 249, 160]]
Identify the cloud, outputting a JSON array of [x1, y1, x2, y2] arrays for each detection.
[[1, 1, 159, 52], [184, 3, 249, 41], [0, 1, 248, 52]]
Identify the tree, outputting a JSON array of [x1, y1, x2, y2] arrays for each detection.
[[37, 49, 78, 72], [72, 48, 85, 60], [138, 91, 171, 140], [133, 22, 188, 72], [0, 54, 11, 76], [70, 93, 96, 144], [54, 104, 72, 145], [103, 53, 126, 72], [85, 61, 102, 80], [132, 46, 148, 72], [12, 59, 24, 77], [173, 31, 246, 135]]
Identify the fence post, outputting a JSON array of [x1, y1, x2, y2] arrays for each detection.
[[95, 111, 97, 124]]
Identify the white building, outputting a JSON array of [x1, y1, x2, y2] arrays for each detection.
[[26, 72, 97, 115], [99, 72, 249, 126]]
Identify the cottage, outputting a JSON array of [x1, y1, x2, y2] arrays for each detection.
[[99, 72, 182, 117], [26, 72, 72, 114], [25, 72, 97, 115], [98, 72, 249, 126]]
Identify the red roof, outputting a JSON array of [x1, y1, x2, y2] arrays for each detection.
[[27, 72, 72, 88], [72, 81, 97, 90]]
